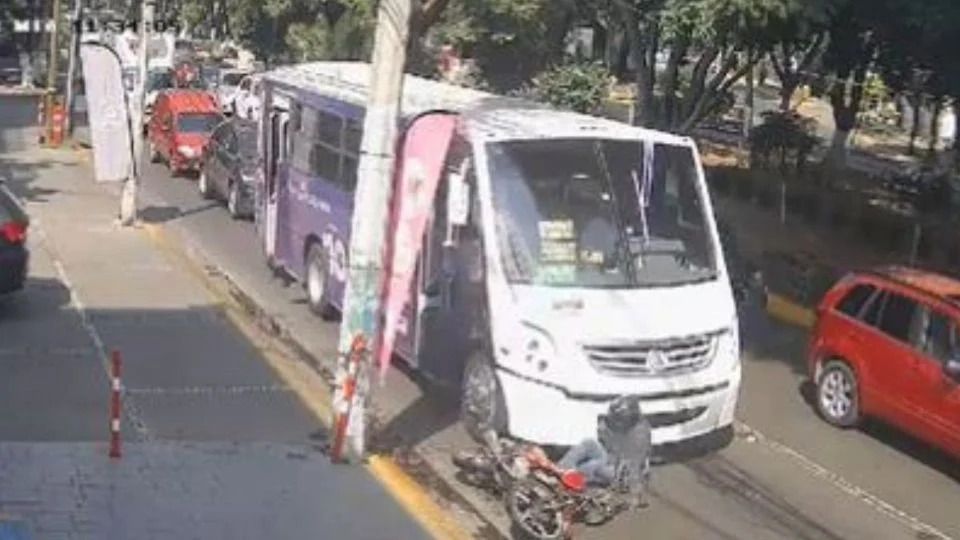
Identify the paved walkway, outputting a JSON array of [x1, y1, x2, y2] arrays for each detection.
[[0, 442, 423, 540]]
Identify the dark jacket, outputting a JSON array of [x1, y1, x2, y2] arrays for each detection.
[[598, 414, 652, 505]]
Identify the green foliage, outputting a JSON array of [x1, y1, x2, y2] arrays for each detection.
[[749, 110, 819, 173], [428, 0, 577, 91], [528, 61, 610, 113]]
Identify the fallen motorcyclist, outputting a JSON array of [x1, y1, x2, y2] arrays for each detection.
[[557, 395, 652, 510]]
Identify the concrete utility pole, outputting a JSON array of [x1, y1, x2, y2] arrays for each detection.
[[330, 0, 413, 463], [119, 0, 153, 226], [64, 0, 83, 136]]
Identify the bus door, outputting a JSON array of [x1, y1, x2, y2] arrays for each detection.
[[264, 107, 288, 262], [415, 158, 482, 383]]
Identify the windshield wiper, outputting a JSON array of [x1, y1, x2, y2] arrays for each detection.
[[593, 142, 638, 286]]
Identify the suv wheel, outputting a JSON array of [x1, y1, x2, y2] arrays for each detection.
[[227, 181, 241, 219], [198, 171, 213, 199], [816, 360, 860, 427]]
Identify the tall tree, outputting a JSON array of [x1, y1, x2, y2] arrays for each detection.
[[820, 0, 882, 166], [612, 0, 794, 133], [427, 0, 579, 90], [767, 0, 834, 110]]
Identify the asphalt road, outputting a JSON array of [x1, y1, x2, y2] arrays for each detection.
[[0, 98, 431, 539], [129, 128, 960, 540]]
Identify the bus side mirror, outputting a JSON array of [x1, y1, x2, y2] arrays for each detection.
[[447, 171, 470, 227]]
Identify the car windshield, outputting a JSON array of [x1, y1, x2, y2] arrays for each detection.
[[487, 138, 716, 288], [178, 113, 222, 134], [222, 73, 246, 86]]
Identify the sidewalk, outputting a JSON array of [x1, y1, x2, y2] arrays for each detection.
[[0, 146, 435, 539], [0, 442, 415, 540]]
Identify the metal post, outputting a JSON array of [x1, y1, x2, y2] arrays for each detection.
[[64, 0, 83, 136], [45, 0, 64, 143], [330, 0, 413, 464], [119, 0, 153, 226]]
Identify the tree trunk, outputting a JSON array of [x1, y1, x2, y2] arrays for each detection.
[[826, 68, 867, 168], [828, 128, 852, 165], [908, 98, 922, 156], [591, 21, 606, 62], [928, 98, 942, 156], [614, 34, 628, 80], [780, 80, 795, 111]]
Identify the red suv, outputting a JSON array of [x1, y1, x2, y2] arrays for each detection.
[[148, 90, 222, 175], [809, 267, 960, 458]]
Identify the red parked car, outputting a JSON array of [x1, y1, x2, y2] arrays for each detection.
[[148, 90, 223, 175], [809, 266, 960, 459]]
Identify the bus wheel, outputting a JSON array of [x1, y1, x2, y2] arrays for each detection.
[[305, 243, 337, 321], [461, 352, 507, 443]]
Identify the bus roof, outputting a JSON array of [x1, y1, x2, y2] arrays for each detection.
[[263, 62, 691, 145]]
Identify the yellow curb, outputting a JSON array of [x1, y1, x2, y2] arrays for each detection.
[[766, 292, 816, 329], [140, 222, 472, 540]]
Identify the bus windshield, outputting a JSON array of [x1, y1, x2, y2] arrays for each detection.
[[487, 138, 716, 288], [177, 113, 222, 134]]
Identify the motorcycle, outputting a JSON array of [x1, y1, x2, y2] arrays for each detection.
[[453, 432, 628, 539]]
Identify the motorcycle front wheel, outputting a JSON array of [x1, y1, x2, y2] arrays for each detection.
[[506, 478, 565, 540]]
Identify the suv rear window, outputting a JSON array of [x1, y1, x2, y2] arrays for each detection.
[[876, 292, 919, 343], [836, 284, 876, 317]]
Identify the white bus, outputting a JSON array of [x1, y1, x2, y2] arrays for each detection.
[[256, 62, 741, 447]]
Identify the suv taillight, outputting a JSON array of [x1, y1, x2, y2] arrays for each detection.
[[1, 221, 27, 245]]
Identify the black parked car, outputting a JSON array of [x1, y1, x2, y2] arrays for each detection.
[[198, 118, 257, 219], [0, 180, 29, 297]]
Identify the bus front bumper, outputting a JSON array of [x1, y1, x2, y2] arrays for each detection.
[[496, 365, 740, 447]]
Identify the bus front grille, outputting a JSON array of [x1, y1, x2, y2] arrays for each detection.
[[582, 333, 717, 377]]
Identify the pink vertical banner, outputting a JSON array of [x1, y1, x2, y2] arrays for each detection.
[[377, 113, 459, 377]]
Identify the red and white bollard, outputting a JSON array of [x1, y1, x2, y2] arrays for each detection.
[[330, 335, 367, 463], [109, 350, 122, 459]]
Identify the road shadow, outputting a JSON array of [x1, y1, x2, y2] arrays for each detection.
[[859, 419, 960, 484], [653, 425, 736, 465], [800, 379, 959, 484], [140, 202, 219, 224], [369, 361, 461, 453], [0, 274, 325, 443], [0, 156, 59, 204], [0, 276, 71, 321]]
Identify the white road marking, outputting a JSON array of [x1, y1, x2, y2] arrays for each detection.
[[125, 384, 291, 396], [736, 421, 952, 540]]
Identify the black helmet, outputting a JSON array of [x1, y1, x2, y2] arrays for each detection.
[[605, 395, 642, 432]]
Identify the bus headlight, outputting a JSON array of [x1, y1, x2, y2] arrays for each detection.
[[717, 321, 741, 370]]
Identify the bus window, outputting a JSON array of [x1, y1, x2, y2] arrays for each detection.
[[310, 144, 340, 181], [316, 110, 342, 146], [342, 155, 358, 192], [345, 118, 362, 155]]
